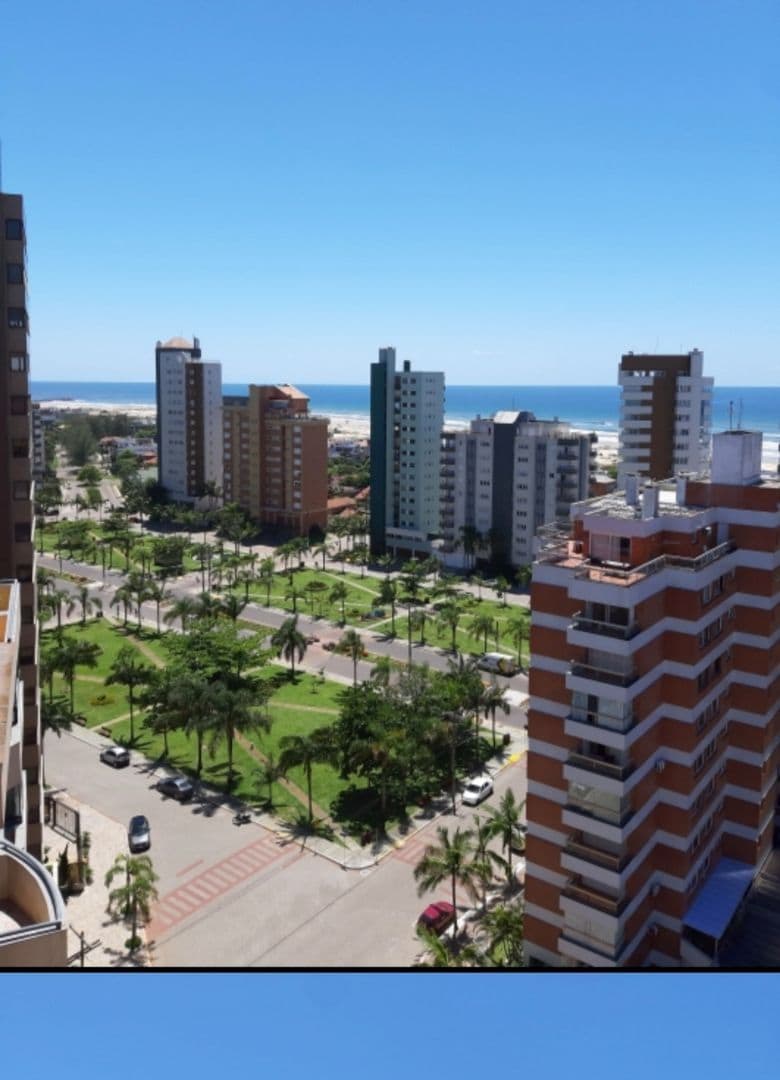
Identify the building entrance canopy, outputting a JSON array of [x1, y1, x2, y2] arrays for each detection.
[[682, 857, 754, 942]]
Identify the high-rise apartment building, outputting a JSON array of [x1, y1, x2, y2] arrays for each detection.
[[222, 384, 328, 536], [370, 347, 445, 556], [0, 192, 42, 859], [525, 430, 779, 967], [618, 349, 713, 489], [438, 413, 594, 570], [155, 337, 223, 503]]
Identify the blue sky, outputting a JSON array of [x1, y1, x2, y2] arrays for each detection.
[[3, 2, 779, 384], [4, 974, 777, 1075]]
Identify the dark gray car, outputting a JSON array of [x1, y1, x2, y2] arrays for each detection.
[[128, 814, 151, 852], [156, 776, 194, 801]]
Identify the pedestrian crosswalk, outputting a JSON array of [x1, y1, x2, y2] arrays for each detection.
[[392, 830, 436, 866], [148, 832, 298, 940]]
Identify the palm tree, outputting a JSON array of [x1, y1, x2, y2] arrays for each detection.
[[376, 577, 397, 634], [414, 924, 469, 969], [484, 788, 526, 885], [505, 612, 530, 670], [270, 615, 307, 678], [193, 591, 220, 626], [254, 751, 287, 809], [50, 587, 74, 632], [220, 593, 247, 622], [144, 580, 171, 635], [209, 683, 270, 788], [52, 636, 102, 714], [481, 903, 524, 966], [410, 607, 428, 646], [258, 556, 276, 606], [74, 583, 102, 626], [436, 601, 464, 654], [303, 579, 328, 616], [284, 583, 305, 614], [329, 580, 349, 625], [514, 565, 532, 592], [468, 611, 496, 653], [376, 553, 394, 578], [192, 542, 213, 591], [494, 574, 510, 607], [481, 680, 511, 748], [369, 655, 393, 689], [339, 628, 364, 685], [312, 543, 328, 571], [105, 853, 159, 953], [278, 726, 337, 827], [182, 677, 218, 777], [459, 524, 481, 570], [163, 596, 199, 634], [125, 571, 151, 630], [413, 825, 478, 935], [105, 646, 154, 744], [110, 584, 133, 627], [471, 814, 506, 910]]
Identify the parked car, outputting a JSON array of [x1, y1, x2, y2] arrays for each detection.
[[417, 901, 456, 935], [128, 814, 151, 852], [322, 641, 337, 651], [156, 776, 194, 801], [100, 745, 130, 768], [461, 775, 494, 806], [477, 652, 518, 676]]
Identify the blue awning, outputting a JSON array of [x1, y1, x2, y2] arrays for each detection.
[[682, 857, 754, 941]]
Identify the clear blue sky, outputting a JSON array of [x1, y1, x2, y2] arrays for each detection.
[[3, 2, 779, 385], [4, 974, 777, 1075]]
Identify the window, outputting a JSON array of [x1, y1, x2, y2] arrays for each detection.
[[12, 439, 28, 458], [6, 263, 24, 284], [13, 481, 29, 500], [10, 395, 28, 416], [9, 355, 27, 372], [5, 219, 23, 240], [8, 308, 27, 329]]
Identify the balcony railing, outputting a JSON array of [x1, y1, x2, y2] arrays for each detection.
[[568, 750, 634, 782], [565, 834, 628, 872], [567, 708, 636, 734], [573, 540, 736, 585], [566, 797, 634, 829], [569, 661, 638, 688], [562, 877, 627, 916], [571, 613, 640, 640]]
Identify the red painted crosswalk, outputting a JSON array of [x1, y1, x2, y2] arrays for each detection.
[[148, 832, 299, 940]]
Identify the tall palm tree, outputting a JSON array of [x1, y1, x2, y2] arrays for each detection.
[[163, 596, 198, 634], [471, 814, 507, 910], [270, 615, 307, 678], [258, 557, 276, 606], [413, 825, 478, 934], [514, 565, 532, 592], [73, 583, 102, 626], [110, 584, 133, 628], [329, 580, 349, 625], [505, 612, 530, 670], [410, 607, 428, 646], [219, 593, 247, 622], [375, 577, 397, 635], [484, 788, 526, 885], [278, 726, 337, 827], [182, 677, 218, 777], [209, 683, 270, 788], [303, 579, 328, 616], [459, 524, 482, 570], [254, 751, 287, 809], [52, 636, 102, 714], [369, 655, 393, 689], [481, 680, 511, 749], [494, 574, 510, 607], [312, 543, 328, 571], [125, 571, 152, 630], [284, 583, 305, 614], [467, 611, 497, 653], [105, 646, 154, 744], [339, 628, 364, 685], [50, 587, 74, 633], [436, 601, 464, 654], [144, 580, 171, 635], [481, 903, 524, 966], [105, 853, 159, 953]]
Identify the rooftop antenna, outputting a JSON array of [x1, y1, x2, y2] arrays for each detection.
[[737, 398, 743, 429], [728, 400, 734, 430]]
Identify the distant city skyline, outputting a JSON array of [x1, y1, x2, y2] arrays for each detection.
[[3, 2, 780, 384]]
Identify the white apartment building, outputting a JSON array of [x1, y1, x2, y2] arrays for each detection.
[[618, 349, 713, 489], [370, 348, 444, 556], [155, 336, 223, 504], [439, 418, 494, 568]]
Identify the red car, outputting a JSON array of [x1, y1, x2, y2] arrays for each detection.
[[417, 901, 455, 935]]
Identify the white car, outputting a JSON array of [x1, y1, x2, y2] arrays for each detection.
[[461, 775, 494, 806], [100, 745, 130, 768]]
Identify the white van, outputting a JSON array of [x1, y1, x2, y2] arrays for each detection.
[[477, 652, 518, 676]]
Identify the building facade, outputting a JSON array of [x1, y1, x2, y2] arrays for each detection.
[[525, 431, 779, 967], [223, 384, 328, 536], [370, 347, 445, 556], [438, 413, 594, 570], [155, 336, 223, 503], [618, 349, 713, 488], [0, 192, 42, 859]]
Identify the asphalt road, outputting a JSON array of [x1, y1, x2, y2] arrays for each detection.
[[47, 727, 526, 967]]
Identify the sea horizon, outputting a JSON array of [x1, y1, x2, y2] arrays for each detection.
[[30, 380, 780, 441]]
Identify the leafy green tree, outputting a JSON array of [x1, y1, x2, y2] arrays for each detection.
[[270, 615, 307, 678], [482, 903, 524, 966], [413, 826, 479, 935], [278, 727, 338, 827], [105, 646, 154, 744], [105, 853, 159, 953]]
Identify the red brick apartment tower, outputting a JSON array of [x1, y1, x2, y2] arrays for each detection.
[[0, 192, 42, 857], [525, 431, 780, 967]]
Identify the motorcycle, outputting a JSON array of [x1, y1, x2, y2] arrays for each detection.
[[233, 810, 252, 825]]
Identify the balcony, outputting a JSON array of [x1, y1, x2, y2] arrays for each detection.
[[566, 796, 634, 830], [562, 876, 627, 917], [565, 707, 636, 736], [571, 613, 639, 641], [568, 749, 634, 782], [0, 840, 67, 967], [565, 833, 628, 873], [569, 661, 637, 688]]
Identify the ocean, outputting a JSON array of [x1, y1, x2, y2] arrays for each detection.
[[29, 381, 780, 440]]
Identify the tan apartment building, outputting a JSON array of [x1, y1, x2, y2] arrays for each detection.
[[0, 581, 67, 965], [1, 192, 42, 859], [525, 430, 780, 967], [223, 384, 328, 536]]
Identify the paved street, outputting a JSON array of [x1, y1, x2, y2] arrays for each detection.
[[46, 725, 526, 967]]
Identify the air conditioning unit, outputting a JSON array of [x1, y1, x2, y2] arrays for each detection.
[[655, 759, 666, 774]]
